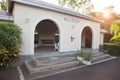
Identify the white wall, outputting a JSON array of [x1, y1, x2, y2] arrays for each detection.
[[13, 3, 101, 55], [81, 30, 85, 47], [100, 33, 104, 45]]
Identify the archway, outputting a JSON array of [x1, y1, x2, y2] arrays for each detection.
[[81, 27, 92, 48], [34, 19, 59, 54]]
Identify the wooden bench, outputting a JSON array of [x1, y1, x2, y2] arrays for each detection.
[[41, 39, 54, 46]]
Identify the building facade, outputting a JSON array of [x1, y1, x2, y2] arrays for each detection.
[[7, 0, 104, 55]]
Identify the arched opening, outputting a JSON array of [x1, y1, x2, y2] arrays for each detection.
[[81, 27, 92, 48], [34, 19, 59, 54]]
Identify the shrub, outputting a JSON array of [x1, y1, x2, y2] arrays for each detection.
[[0, 22, 22, 69], [104, 43, 120, 55]]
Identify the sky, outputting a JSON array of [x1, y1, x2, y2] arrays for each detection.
[[91, 0, 120, 13], [41, 0, 120, 14]]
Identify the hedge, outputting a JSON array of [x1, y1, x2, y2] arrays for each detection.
[[103, 43, 120, 55]]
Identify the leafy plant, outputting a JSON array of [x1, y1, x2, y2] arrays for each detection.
[[110, 19, 120, 44], [0, 22, 22, 69], [110, 34, 120, 45], [76, 50, 93, 61], [76, 50, 84, 57], [0, 0, 8, 11], [83, 52, 92, 61]]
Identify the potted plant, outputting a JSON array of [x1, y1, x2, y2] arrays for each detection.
[[76, 50, 84, 61], [82, 52, 93, 65], [76, 50, 93, 65]]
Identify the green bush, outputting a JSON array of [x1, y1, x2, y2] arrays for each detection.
[[0, 22, 22, 69], [104, 43, 120, 55]]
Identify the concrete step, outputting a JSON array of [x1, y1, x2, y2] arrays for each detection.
[[92, 54, 110, 61], [82, 48, 116, 64], [32, 55, 76, 66], [21, 62, 85, 80], [25, 60, 80, 74], [92, 53, 116, 63], [92, 55, 116, 63], [93, 52, 103, 57], [24, 54, 80, 75]]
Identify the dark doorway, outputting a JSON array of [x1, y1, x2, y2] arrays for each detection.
[[81, 27, 92, 48], [34, 19, 59, 53]]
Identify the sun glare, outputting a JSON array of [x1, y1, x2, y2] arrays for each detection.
[[91, 0, 120, 13], [91, 0, 112, 12], [103, 12, 110, 19]]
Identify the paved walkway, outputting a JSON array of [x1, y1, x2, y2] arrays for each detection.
[[35, 57, 120, 80], [0, 67, 19, 80]]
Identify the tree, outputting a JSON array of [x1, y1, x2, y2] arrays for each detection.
[[0, 0, 8, 11], [110, 19, 120, 44], [91, 6, 118, 32], [90, 11, 103, 20], [90, 6, 119, 43], [58, 0, 94, 15], [102, 6, 118, 30]]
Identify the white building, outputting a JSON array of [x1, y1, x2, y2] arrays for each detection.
[[5, 0, 105, 55]]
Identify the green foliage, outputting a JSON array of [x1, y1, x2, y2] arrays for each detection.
[[0, 22, 22, 69], [110, 19, 120, 44], [58, 0, 94, 15], [110, 20, 120, 36], [76, 50, 93, 61], [0, 0, 8, 11], [110, 34, 120, 44], [83, 52, 92, 61], [76, 50, 84, 57], [104, 43, 120, 55]]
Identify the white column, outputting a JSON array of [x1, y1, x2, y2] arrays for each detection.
[[100, 33, 104, 45]]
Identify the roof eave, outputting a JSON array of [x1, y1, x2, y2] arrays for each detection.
[[10, 0, 103, 23]]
